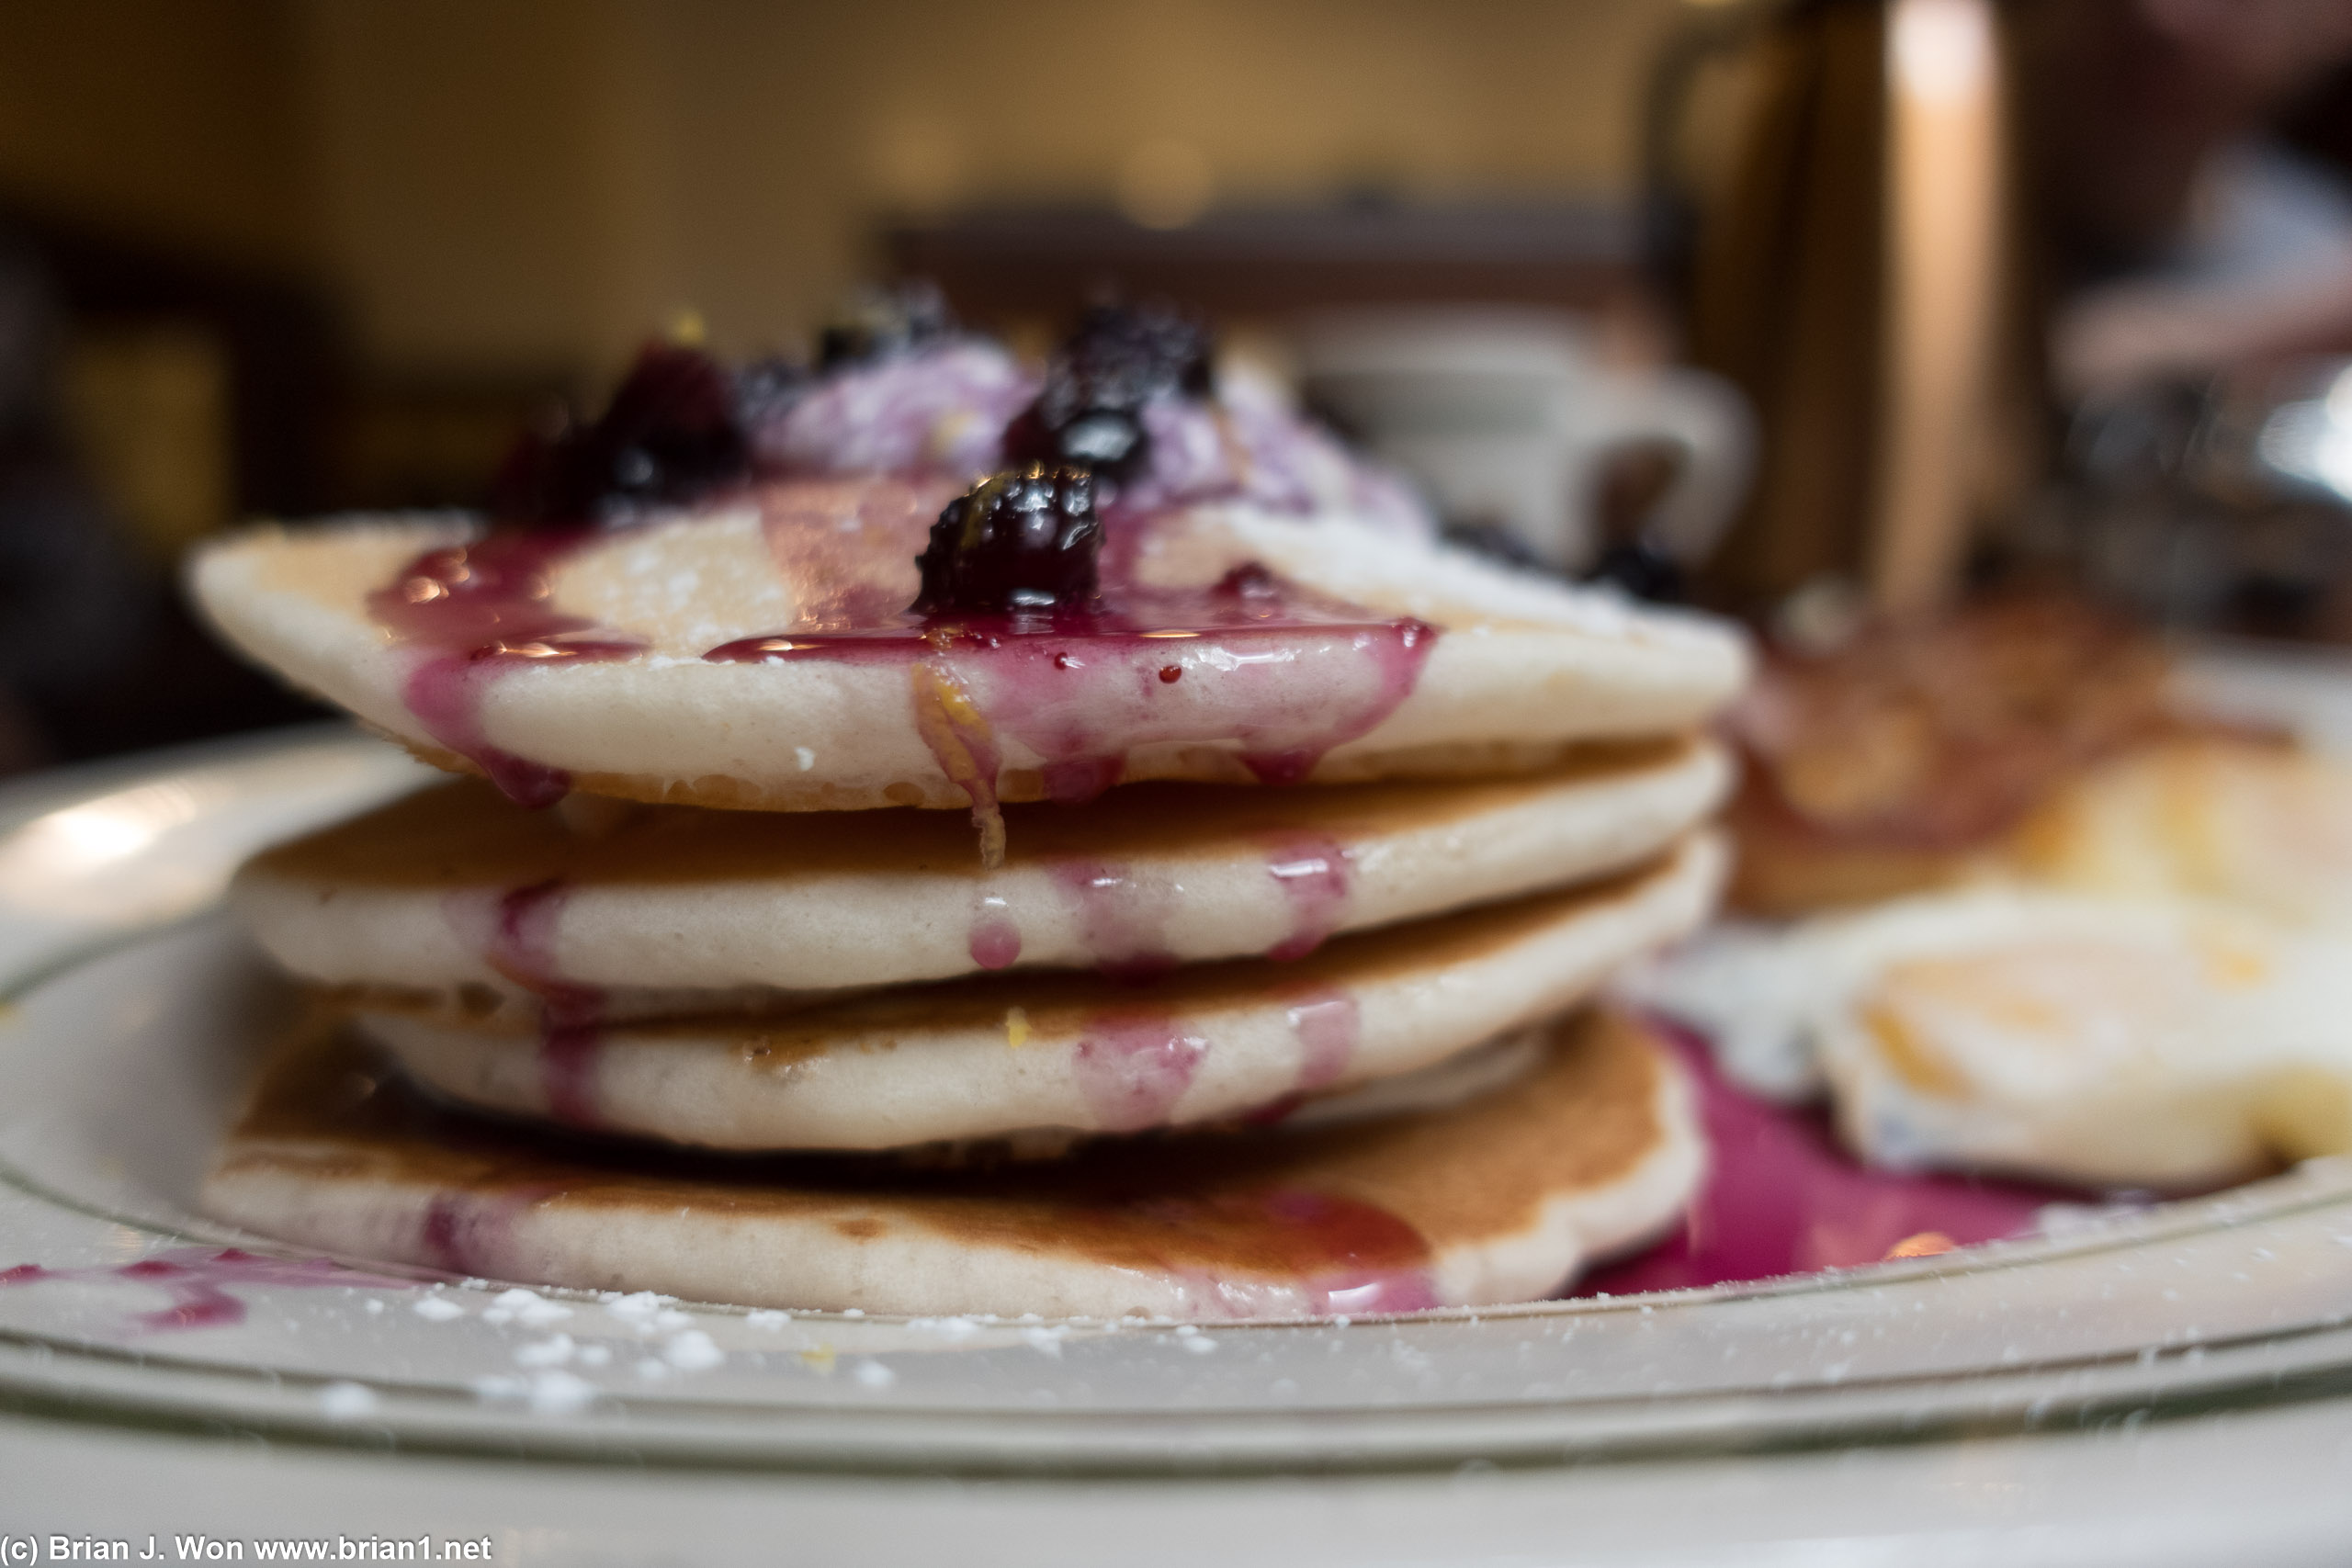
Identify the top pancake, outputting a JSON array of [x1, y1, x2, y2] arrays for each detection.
[[189, 479, 1748, 816]]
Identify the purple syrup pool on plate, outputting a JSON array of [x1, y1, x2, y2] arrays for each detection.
[[1569, 1023, 2073, 1297], [0, 1247, 409, 1335]]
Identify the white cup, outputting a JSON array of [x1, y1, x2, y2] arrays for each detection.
[[1296, 307, 1753, 573]]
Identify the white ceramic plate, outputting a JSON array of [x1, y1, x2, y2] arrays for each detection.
[[6, 676, 2352, 1479]]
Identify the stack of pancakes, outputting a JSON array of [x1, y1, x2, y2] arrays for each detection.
[[189, 455, 1747, 1318]]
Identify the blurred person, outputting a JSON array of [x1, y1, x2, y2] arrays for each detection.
[[0, 232, 153, 777], [2016, 0, 2352, 395]]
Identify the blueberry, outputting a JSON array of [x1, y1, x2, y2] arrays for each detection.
[[1002, 301, 1214, 481], [492, 342, 748, 527], [912, 465, 1103, 615]]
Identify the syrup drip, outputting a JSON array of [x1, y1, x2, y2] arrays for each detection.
[[910, 655, 1006, 864], [1263, 1191, 1440, 1314], [418, 1185, 563, 1278], [1263, 833, 1351, 961], [1238, 1094, 1307, 1126], [1041, 756, 1125, 806], [1283, 987, 1361, 1090], [419, 1194, 486, 1276], [538, 1024, 602, 1129], [709, 602, 1435, 795], [0, 1247, 402, 1335], [368, 533, 644, 807], [1235, 987, 1362, 1124], [1071, 1013, 1209, 1131], [449, 879, 608, 1128], [1164, 1190, 1438, 1316], [707, 558, 1437, 857], [500, 882, 605, 1129], [481, 881, 590, 1009], [967, 894, 1022, 970], [1050, 859, 1179, 981], [1307, 1270, 1440, 1314]]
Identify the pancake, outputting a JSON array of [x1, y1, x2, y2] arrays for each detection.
[[201, 1005, 1702, 1319], [236, 736, 1728, 1012], [187, 488, 1748, 824], [346, 834, 1724, 1149]]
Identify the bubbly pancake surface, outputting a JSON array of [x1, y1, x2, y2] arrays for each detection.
[[188, 490, 1748, 817], [238, 736, 1727, 1006], [348, 833, 1724, 1149], [203, 1005, 1702, 1318]]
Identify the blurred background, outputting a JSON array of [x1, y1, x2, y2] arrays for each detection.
[[12, 0, 2352, 776]]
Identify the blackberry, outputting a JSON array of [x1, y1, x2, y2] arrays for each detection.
[[912, 465, 1103, 615], [1002, 301, 1214, 481], [1587, 539, 1684, 603], [491, 342, 748, 527]]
